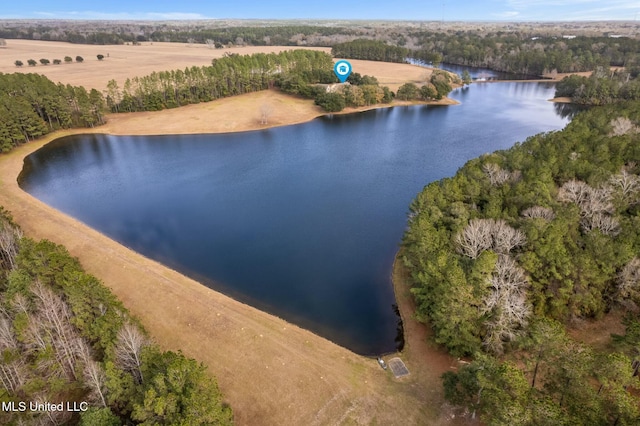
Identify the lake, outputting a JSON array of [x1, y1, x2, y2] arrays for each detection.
[[19, 82, 575, 355]]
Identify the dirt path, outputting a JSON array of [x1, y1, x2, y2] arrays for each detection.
[[0, 93, 468, 425]]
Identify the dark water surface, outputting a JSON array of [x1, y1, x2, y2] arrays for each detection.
[[408, 59, 538, 80], [20, 83, 574, 355]]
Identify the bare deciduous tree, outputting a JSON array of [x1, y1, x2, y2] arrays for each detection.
[[115, 322, 149, 384], [82, 360, 108, 407], [0, 222, 22, 270], [32, 392, 72, 425], [260, 102, 274, 125], [581, 212, 620, 236], [205, 39, 216, 49], [482, 163, 515, 186], [456, 219, 526, 258], [455, 219, 494, 259], [609, 169, 640, 202], [481, 256, 531, 354], [521, 206, 555, 221], [610, 117, 638, 136], [31, 282, 84, 379], [0, 309, 27, 393], [616, 258, 640, 307], [491, 219, 527, 254], [558, 179, 620, 235], [558, 179, 591, 205], [581, 186, 614, 217]]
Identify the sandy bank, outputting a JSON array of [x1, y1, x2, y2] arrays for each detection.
[[0, 91, 466, 425], [92, 90, 458, 136], [549, 96, 573, 103]]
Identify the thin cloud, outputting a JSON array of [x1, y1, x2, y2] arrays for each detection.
[[492, 11, 520, 18], [501, 0, 639, 20], [507, 0, 604, 8], [33, 11, 213, 20]]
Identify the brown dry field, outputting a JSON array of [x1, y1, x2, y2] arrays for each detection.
[[99, 90, 457, 136], [0, 40, 330, 90], [0, 39, 435, 92], [0, 40, 468, 424]]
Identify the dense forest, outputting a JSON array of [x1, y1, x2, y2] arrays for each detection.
[[0, 73, 105, 153], [556, 70, 640, 105], [410, 32, 639, 75], [332, 34, 640, 77], [0, 208, 233, 425], [0, 23, 356, 46], [401, 102, 640, 423], [331, 40, 409, 63]]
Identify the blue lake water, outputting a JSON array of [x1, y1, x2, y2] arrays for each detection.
[[19, 82, 575, 355]]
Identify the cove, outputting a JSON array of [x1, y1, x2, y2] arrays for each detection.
[[19, 83, 576, 355]]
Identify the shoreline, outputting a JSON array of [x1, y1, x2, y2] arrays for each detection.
[[0, 92, 465, 425], [92, 90, 459, 137]]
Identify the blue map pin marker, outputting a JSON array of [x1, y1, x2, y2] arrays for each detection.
[[334, 60, 352, 83]]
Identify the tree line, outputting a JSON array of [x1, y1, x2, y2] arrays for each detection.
[[15, 56, 85, 67], [0, 73, 105, 153], [394, 70, 456, 101], [0, 24, 355, 46], [0, 207, 233, 425], [331, 39, 409, 63], [106, 50, 335, 112], [105, 50, 402, 114], [329, 34, 640, 77], [401, 102, 640, 423], [555, 68, 640, 105], [410, 32, 640, 76]]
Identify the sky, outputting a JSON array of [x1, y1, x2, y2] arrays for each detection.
[[1, 0, 639, 21]]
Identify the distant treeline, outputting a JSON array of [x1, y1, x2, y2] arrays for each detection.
[[0, 73, 105, 153], [402, 102, 640, 423], [0, 25, 354, 46], [332, 39, 409, 63], [327, 35, 640, 78], [330, 39, 445, 66], [555, 69, 640, 105], [0, 208, 233, 425], [411, 32, 640, 75], [148, 25, 354, 46]]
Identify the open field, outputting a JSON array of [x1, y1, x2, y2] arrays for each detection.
[[0, 39, 437, 92], [0, 40, 328, 90]]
